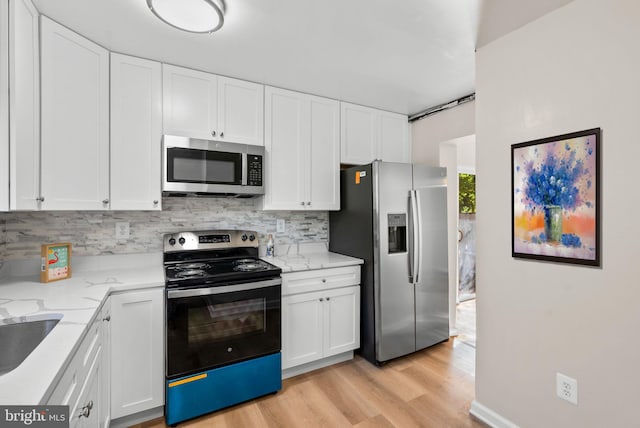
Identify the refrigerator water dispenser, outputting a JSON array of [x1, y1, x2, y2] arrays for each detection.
[[387, 214, 407, 254]]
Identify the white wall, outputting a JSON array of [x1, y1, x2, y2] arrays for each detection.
[[474, 1, 640, 426], [411, 100, 475, 166], [439, 142, 459, 334]]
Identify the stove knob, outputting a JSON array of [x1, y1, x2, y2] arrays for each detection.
[[168, 238, 176, 246], [249, 234, 255, 241], [178, 237, 186, 245], [241, 234, 248, 241]]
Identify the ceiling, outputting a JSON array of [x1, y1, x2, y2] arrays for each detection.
[[31, 0, 571, 117]]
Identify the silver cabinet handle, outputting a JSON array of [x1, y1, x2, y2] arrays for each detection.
[[326, 297, 330, 301], [306, 201, 311, 206], [36, 196, 45, 202], [300, 202, 305, 206], [220, 132, 224, 138], [78, 400, 93, 418], [103, 315, 110, 322], [102, 199, 109, 204], [321, 279, 326, 283], [211, 130, 216, 137], [153, 200, 159, 205], [319, 298, 324, 302]]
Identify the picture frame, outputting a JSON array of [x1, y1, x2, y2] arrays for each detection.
[[511, 128, 601, 266], [41, 243, 73, 282]]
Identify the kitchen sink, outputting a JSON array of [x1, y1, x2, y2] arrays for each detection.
[[0, 314, 63, 376]]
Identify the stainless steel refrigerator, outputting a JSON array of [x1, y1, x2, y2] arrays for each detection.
[[329, 161, 449, 365]]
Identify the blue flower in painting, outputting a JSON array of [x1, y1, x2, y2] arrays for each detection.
[[561, 233, 582, 247], [588, 147, 593, 155], [523, 151, 585, 210]]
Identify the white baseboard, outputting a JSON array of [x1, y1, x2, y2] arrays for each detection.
[[470, 400, 519, 428], [109, 406, 164, 428], [282, 351, 353, 379]]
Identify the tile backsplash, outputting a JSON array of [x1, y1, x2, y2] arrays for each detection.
[[0, 197, 328, 260]]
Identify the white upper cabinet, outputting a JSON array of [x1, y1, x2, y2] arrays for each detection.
[[263, 87, 306, 209], [340, 103, 377, 165], [163, 64, 264, 146], [217, 76, 264, 146], [263, 87, 339, 211], [379, 110, 410, 163], [308, 95, 340, 209], [110, 53, 162, 211], [40, 16, 109, 210], [162, 64, 217, 141], [340, 102, 410, 165], [6, 0, 39, 210]]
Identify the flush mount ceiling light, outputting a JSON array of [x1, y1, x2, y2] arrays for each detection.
[[147, 0, 225, 34]]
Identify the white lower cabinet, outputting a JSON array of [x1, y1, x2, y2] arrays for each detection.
[[282, 266, 361, 372], [110, 288, 164, 420], [48, 302, 109, 428]]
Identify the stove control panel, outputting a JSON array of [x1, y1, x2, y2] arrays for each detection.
[[163, 230, 260, 252]]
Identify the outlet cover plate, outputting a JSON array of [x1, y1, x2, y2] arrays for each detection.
[[556, 373, 578, 405], [276, 219, 285, 233], [115, 222, 130, 240]]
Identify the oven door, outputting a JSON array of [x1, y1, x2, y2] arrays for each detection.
[[166, 277, 281, 379]]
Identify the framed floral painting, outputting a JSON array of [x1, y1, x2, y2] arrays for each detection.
[[512, 128, 601, 266]]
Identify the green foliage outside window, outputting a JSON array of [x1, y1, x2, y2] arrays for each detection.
[[459, 173, 476, 213]]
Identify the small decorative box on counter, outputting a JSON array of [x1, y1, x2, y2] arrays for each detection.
[[40, 243, 72, 283]]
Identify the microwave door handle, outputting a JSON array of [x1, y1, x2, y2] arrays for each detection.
[[241, 153, 248, 185]]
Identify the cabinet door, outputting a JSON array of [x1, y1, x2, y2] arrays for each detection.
[[340, 102, 377, 165], [324, 286, 360, 358], [0, 1, 8, 211], [263, 86, 307, 210], [70, 349, 102, 428], [162, 64, 217, 140], [282, 291, 324, 369], [379, 110, 410, 163], [217, 76, 264, 146], [110, 53, 162, 210], [308, 95, 340, 210], [110, 288, 164, 419], [99, 301, 111, 428], [8, 0, 39, 210], [40, 17, 109, 210]]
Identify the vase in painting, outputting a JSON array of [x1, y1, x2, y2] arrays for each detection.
[[543, 205, 562, 242]]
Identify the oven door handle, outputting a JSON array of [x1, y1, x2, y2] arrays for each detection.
[[167, 278, 282, 299]]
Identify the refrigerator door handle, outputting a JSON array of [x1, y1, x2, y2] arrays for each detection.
[[408, 190, 419, 284], [414, 189, 423, 284]]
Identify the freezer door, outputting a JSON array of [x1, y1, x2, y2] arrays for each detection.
[[414, 184, 449, 350], [374, 161, 415, 362]]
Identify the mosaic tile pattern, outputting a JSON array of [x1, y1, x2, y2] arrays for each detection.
[[0, 197, 328, 260]]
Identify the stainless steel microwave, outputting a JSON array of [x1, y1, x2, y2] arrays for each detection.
[[162, 135, 265, 197]]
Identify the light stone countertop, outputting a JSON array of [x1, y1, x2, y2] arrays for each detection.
[[0, 253, 164, 405], [262, 243, 363, 272]]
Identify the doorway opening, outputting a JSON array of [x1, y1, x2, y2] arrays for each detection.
[[458, 172, 476, 302]]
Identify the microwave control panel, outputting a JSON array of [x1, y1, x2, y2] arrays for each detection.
[[247, 155, 263, 187]]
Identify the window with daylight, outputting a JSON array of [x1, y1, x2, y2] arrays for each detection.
[[459, 173, 476, 214]]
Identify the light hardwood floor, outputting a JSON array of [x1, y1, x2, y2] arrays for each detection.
[[134, 302, 482, 428]]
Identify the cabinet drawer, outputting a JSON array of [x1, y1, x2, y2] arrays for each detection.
[[48, 313, 102, 406], [282, 265, 360, 295]]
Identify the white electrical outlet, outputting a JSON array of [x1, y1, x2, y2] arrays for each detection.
[[115, 222, 130, 240], [556, 373, 578, 405], [276, 219, 285, 233]]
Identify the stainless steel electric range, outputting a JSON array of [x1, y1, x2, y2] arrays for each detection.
[[163, 230, 282, 426]]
